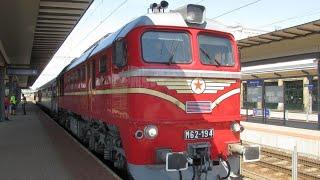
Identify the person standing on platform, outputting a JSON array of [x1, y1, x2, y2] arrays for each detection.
[[4, 95, 10, 120], [21, 94, 26, 115], [10, 95, 17, 115]]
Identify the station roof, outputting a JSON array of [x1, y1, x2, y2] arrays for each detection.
[[237, 19, 320, 49], [0, 0, 93, 88], [241, 59, 317, 80]]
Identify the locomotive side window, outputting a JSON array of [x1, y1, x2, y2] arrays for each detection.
[[141, 31, 191, 64], [198, 35, 234, 66], [99, 55, 107, 73], [113, 40, 127, 68]]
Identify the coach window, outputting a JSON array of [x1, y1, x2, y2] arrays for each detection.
[[73, 72, 76, 84], [81, 66, 86, 81], [60, 78, 64, 96], [77, 69, 81, 81], [71, 72, 74, 83], [66, 75, 70, 90], [198, 35, 234, 66], [141, 31, 191, 64], [70, 73, 74, 89], [91, 61, 96, 89], [99, 55, 107, 73]]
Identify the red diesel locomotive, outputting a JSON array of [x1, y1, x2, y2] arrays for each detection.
[[37, 2, 259, 180]]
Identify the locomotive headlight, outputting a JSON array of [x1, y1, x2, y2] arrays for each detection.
[[144, 125, 158, 139], [231, 122, 244, 133]]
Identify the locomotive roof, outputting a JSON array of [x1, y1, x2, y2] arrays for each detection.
[[38, 78, 56, 90], [64, 12, 188, 72]]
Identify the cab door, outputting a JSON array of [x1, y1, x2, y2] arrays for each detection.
[[88, 60, 96, 118]]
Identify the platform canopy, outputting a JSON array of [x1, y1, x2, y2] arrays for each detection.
[[241, 59, 317, 80], [238, 19, 320, 68], [237, 20, 320, 49], [0, 0, 93, 88]]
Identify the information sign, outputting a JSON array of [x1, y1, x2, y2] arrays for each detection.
[[247, 79, 263, 87]]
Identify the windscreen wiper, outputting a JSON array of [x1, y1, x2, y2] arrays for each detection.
[[200, 47, 221, 66], [167, 42, 180, 65]]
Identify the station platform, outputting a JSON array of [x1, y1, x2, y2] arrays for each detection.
[[0, 103, 120, 180], [241, 109, 320, 130]]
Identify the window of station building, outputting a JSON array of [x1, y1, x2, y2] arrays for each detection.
[[265, 81, 279, 110], [312, 80, 318, 112], [242, 82, 256, 109], [198, 35, 234, 66], [284, 80, 303, 111], [99, 55, 107, 73]]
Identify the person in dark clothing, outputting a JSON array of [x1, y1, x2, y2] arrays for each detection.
[[21, 94, 27, 115], [4, 95, 10, 120]]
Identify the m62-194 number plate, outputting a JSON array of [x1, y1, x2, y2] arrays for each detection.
[[184, 129, 214, 140]]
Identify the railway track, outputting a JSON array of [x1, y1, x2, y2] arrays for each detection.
[[242, 143, 320, 180]]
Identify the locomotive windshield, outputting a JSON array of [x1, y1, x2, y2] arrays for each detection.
[[141, 31, 191, 64], [198, 35, 234, 66]]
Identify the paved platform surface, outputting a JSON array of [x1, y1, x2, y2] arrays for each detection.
[[241, 109, 319, 122], [241, 109, 320, 130], [0, 103, 120, 180], [245, 117, 319, 130]]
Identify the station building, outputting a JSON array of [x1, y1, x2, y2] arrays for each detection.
[[237, 19, 320, 114]]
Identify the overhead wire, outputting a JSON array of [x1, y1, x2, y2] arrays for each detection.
[[46, 0, 130, 87], [208, 0, 262, 20], [195, 0, 206, 4], [174, 0, 206, 10], [256, 9, 320, 29], [72, 0, 129, 50]]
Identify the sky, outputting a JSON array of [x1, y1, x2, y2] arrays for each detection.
[[31, 0, 320, 89]]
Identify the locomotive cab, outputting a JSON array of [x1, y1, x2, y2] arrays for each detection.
[[110, 11, 260, 179]]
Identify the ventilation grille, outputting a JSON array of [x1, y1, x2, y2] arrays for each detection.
[[186, 101, 212, 113]]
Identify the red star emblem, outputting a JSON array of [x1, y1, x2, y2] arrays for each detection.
[[194, 79, 203, 90]]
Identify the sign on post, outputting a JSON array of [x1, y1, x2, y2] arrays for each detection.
[[253, 108, 270, 118], [6, 68, 38, 76], [308, 84, 314, 91], [247, 79, 263, 87]]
